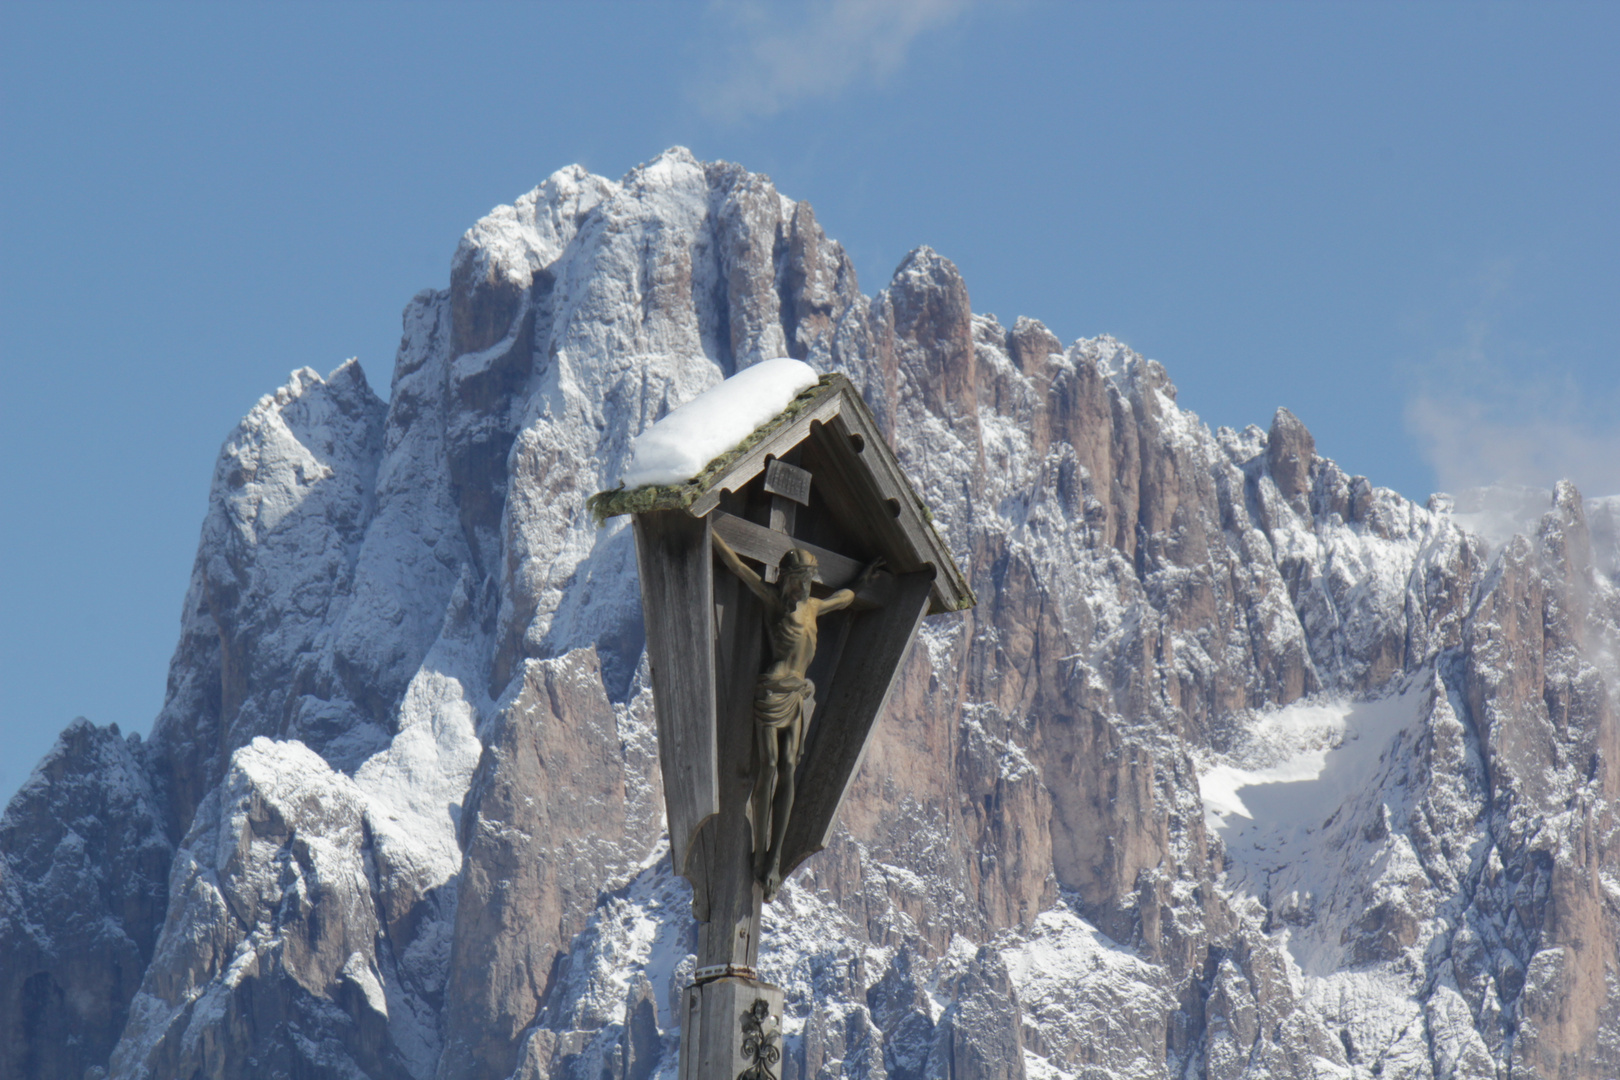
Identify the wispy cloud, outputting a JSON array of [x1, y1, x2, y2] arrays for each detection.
[[1405, 261, 1620, 499], [691, 0, 973, 122]]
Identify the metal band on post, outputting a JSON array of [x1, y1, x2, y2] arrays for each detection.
[[692, 964, 758, 984]]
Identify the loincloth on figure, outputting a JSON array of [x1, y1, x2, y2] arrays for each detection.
[[754, 674, 816, 730]]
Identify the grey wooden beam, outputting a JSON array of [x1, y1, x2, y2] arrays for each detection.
[[821, 388, 974, 615], [694, 554, 766, 962], [632, 510, 719, 877], [709, 511, 865, 590]]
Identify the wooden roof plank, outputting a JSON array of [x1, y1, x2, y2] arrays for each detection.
[[593, 371, 973, 613], [824, 393, 973, 613]]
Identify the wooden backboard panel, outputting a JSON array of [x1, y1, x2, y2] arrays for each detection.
[[776, 569, 935, 878]]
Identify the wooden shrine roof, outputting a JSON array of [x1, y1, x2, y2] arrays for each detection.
[[590, 372, 975, 616]]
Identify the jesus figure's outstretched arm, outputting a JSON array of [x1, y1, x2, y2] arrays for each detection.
[[712, 532, 778, 608], [812, 556, 886, 616]]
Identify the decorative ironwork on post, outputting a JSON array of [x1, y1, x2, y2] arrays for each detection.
[[592, 369, 972, 1080], [738, 999, 781, 1080]]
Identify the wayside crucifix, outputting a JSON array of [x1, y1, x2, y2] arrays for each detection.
[[591, 367, 972, 1080]]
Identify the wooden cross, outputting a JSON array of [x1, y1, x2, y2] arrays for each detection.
[[711, 457, 874, 599]]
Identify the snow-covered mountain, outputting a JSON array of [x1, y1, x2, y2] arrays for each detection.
[[3, 148, 1616, 1080]]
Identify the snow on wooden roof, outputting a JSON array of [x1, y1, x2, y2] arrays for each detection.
[[590, 370, 974, 617]]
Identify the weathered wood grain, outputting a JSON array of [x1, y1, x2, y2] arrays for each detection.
[[814, 387, 974, 615], [604, 374, 972, 613], [678, 978, 783, 1080], [806, 416, 918, 567], [817, 408, 969, 616], [694, 549, 766, 967], [632, 510, 719, 878], [763, 459, 812, 506]]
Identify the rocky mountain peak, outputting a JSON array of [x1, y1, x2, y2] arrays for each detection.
[[3, 150, 1616, 1080], [1266, 405, 1315, 506]]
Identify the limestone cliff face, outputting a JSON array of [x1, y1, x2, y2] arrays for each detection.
[[2, 149, 1617, 1080]]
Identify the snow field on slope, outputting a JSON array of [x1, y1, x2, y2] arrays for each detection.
[[1198, 682, 1427, 882], [1199, 701, 1358, 831], [1196, 677, 1463, 1075], [618, 357, 818, 488]]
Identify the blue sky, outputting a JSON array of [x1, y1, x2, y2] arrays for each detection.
[[2, 0, 1616, 804]]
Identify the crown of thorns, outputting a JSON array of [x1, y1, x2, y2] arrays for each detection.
[[779, 548, 818, 576]]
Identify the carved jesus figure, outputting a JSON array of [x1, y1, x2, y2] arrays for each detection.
[[712, 533, 878, 899]]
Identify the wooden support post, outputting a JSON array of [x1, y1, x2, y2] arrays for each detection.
[[688, 557, 765, 970], [679, 522, 777, 1080], [678, 978, 783, 1080]]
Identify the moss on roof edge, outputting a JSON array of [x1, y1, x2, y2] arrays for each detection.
[[587, 373, 839, 526]]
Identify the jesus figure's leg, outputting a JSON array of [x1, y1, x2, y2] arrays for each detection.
[[751, 719, 778, 879], [763, 714, 805, 899]]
